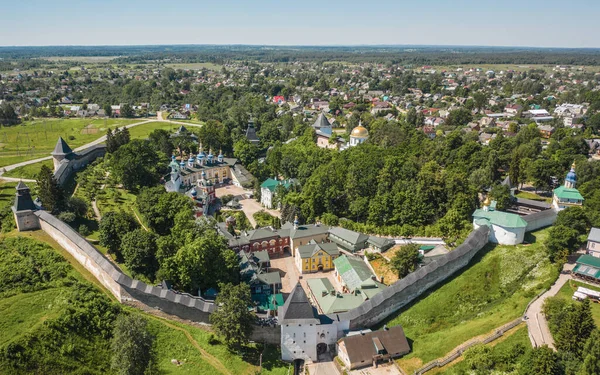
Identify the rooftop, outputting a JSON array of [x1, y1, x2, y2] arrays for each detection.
[[553, 185, 584, 201], [472, 208, 528, 228]]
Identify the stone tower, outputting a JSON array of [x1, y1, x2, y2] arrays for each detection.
[[51, 137, 74, 172], [12, 181, 40, 231]]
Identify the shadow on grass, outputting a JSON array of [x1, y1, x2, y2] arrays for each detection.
[[240, 344, 286, 371]]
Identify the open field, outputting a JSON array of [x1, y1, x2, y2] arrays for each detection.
[[3, 158, 53, 179], [165, 62, 221, 70], [415, 63, 600, 73], [387, 228, 558, 374], [0, 118, 138, 167], [44, 56, 119, 63], [0, 181, 17, 209]]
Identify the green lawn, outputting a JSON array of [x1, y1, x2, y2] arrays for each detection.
[[515, 190, 552, 203], [3, 159, 54, 179], [0, 118, 139, 167], [127, 121, 199, 139], [387, 228, 558, 374], [0, 181, 17, 209], [554, 279, 600, 325]]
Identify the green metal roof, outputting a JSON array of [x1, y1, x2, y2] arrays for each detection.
[[306, 278, 367, 314], [419, 245, 435, 252], [472, 209, 528, 228], [260, 178, 292, 192], [333, 255, 378, 292], [553, 185, 584, 201], [573, 255, 600, 279], [577, 254, 600, 268]]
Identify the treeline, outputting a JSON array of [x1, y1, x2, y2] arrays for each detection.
[[3, 45, 600, 65]]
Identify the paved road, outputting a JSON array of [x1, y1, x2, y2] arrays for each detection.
[[0, 119, 203, 181], [525, 261, 576, 349]]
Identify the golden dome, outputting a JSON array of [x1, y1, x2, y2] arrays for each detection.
[[483, 196, 491, 206], [351, 125, 369, 138]]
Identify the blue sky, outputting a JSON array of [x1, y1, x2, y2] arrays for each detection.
[[1, 0, 599, 48]]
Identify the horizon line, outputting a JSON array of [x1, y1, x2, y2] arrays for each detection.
[[1, 43, 600, 51]]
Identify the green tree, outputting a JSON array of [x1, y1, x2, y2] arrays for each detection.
[[99, 211, 139, 256], [581, 329, 600, 375], [103, 103, 112, 117], [519, 346, 560, 375], [554, 299, 596, 357], [121, 229, 158, 280], [36, 164, 65, 213], [110, 139, 163, 191], [233, 138, 259, 167], [490, 184, 512, 211], [209, 283, 255, 351], [110, 314, 157, 375], [446, 108, 473, 126], [545, 225, 580, 262], [148, 129, 174, 158], [120, 103, 134, 118], [136, 187, 193, 236], [390, 244, 420, 278]]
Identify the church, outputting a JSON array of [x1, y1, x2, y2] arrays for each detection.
[[164, 144, 253, 216], [552, 162, 584, 211]]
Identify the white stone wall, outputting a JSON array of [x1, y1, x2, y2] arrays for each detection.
[[281, 323, 318, 361], [261, 187, 273, 208], [37, 216, 123, 300]]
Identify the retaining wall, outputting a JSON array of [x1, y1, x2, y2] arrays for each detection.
[[334, 225, 490, 330]]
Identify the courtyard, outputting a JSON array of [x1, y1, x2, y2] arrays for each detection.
[[214, 184, 281, 227]]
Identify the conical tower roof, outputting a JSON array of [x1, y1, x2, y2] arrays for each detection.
[[279, 282, 319, 324], [312, 113, 331, 129], [51, 137, 73, 156]]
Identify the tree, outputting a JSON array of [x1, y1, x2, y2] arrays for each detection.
[[120, 229, 158, 280], [110, 139, 163, 191], [148, 129, 174, 158], [0, 102, 20, 125], [233, 138, 258, 167], [581, 329, 600, 375], [120, 103, 134, 118], [37, 164, 65, 213], [169, 231, 238, 292], [209, 283, 255, 350], [545, 225, 580, 262], [519, 346, 560, 375], [99, 211, 139, 256], [103, 103, 112, 118], [490, 184, 512, 211], [390, 244, 420, 278], [110, 314, 157, 375], [136, 187, 193, 236], [446, 108, 473, 126], [554, 299, 596, 357]]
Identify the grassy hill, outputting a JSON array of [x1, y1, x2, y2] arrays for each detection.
[[0, 233, 288, 375], [384, 228, 559, 374]]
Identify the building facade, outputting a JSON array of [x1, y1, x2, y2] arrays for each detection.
[[552, 163, 584, 211], [295, 241, 339, 274]]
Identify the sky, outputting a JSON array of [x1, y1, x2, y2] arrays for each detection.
[[1, 0, 599, 48]]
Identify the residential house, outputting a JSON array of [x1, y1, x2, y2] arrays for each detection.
[[586, 228, 600, 258], [337, 326, 410, 370], [538, 124, 555, 139], [295, 241, 340, 273]]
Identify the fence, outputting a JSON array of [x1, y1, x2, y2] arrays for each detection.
[[413, 318, 524, 375]]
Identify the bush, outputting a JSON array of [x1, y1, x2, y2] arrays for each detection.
[[57, 211, 77, 223], [78, 224, 91, 237], [68, 135, 75, 140]]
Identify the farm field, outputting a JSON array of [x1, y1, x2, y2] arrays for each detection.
[[0, 233, 289, 375], [386, 228, 558, 374], [0, 118, 139, 167]]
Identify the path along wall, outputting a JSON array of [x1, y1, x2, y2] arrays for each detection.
[[333, 225, 490, 330]]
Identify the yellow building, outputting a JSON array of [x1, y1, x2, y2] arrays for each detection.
[[295, 241, 340, 274]]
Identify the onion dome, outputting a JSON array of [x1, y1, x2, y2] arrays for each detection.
[[566, 162, 577, 184], [171, 155, 177, 160], [483, 196, 492, 206], [351, 124, 369, 138], [218, 149, 224, 162]]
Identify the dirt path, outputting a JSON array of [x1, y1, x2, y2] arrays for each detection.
[[148, 315, 232, 375]]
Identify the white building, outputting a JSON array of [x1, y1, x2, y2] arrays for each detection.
[[279, 283, 348, 362], [472, 199, 527, 245], [349, 123, 369, 146]]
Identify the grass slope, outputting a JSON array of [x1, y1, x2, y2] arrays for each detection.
[[386, 228, 558, 373], [0, 233, 288, 375]]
